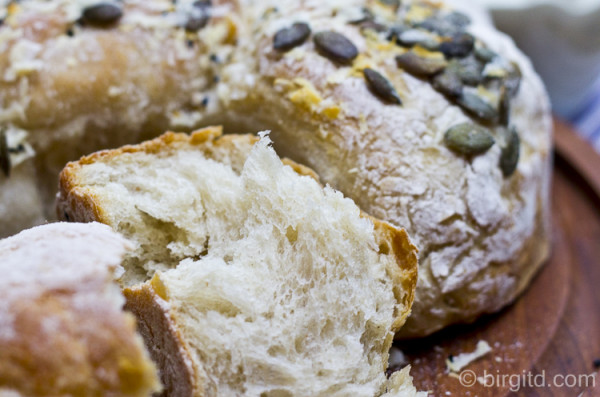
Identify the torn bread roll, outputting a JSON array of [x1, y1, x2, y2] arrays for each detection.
[[57, 127, 424, 396]]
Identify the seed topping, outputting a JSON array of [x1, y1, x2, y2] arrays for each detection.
[[185, 0, 211, 32], [444, 123, 495, 156], [364, 68, 402, 105], [432, 66, 463, 98], [396, 48, 447, 76], [273, 23, 311, 52], [499, 127, 520, 177], [313, 31, 358, 64], [289, 1, 523, 132], [474, 46, 496, 63], [82, 3, 122, 26], [457, 91, 498, 122], [439, 33, 475, 58]]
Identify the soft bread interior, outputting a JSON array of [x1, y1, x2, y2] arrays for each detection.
[[59, 129, 259, 286], [58, 127, 422, 396]]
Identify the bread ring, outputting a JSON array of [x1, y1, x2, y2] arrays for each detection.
[[0, 0, 552, 337]]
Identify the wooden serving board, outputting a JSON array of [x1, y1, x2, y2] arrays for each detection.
[[394, 119, 600, 397]]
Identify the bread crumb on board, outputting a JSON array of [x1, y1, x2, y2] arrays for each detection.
[[446, 340, 492, 373]]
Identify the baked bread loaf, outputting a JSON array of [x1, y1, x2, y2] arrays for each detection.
[[57, 127, 424, 396], [0, 0, 240, 235], [218, 0, 553, 337], [2, 0, 552, 336], [0, 222, 160, 396]]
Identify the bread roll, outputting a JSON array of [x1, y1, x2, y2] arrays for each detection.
[[0, 0, 239, 235], [57, 126, 424, 396], [215, 0, 553, 336], [0, 222, 160, 397]]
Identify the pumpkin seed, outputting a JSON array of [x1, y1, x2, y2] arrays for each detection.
[[416, 18, 453, 36], [505, 62, 522, 97], [440, 33, 474, 58], [397, 29, 428, 46], [432, 65, 463, 98], [474, 46, 496, 63], [457, 91, 498, 122], [417, 12, 470, 36], [82, 3, 122, 26], [273, 23, 311, 51], [444, 123, 495, 156], [417, 17, 461, 37], [0, 128, 10, 178], [388, 24, 409, 42], [419, 40, 440, 52], [498, 88, 511, 126], [445, 11, 471, 28], [396, 29, 440, 50], [456, 56, 484, 85], [395, 50, 447, 76], [499, 127, 520, 176], [359, 20, 388, 33], [364, 68, 402, 105], [185, 0, 211, 32], [348, 7, 374, 25], [313, 31, 358, 64]]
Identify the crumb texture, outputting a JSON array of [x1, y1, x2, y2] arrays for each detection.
[[59, 130, 422, 396]]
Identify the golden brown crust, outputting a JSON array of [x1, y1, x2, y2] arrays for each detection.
[[368, 216, 419, 332], [0, 223, 161, 397], [124, 282, 197, 397], [281, 158, 321, 182], [1, 296, 158, 397], [69, 126, 225, 167]]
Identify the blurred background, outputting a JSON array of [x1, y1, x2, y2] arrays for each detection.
[[480, 0, 600, 152]]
